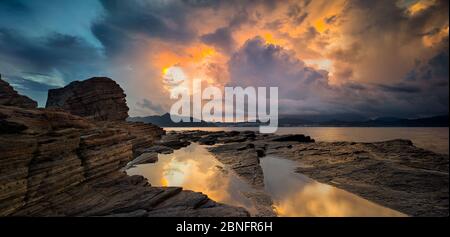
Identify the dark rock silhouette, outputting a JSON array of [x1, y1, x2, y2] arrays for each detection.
[[46, 77, 129, 121], [0, 74, 37, 109]]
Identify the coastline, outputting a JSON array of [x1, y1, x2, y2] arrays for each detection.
[[1, 77, 448, 217]]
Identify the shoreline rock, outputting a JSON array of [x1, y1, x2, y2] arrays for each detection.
[[0, 77, 250, 217], [1, 76, 448, 217], [167, 130, 449, 217]]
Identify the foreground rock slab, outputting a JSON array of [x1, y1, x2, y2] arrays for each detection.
[[0, 105, 249, 217], [13, 172, 248, 217], [269, 139, 449, 217], [170, 130, 449, 217]]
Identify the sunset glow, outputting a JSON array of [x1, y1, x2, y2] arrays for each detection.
[[0, 0, 448, 118]]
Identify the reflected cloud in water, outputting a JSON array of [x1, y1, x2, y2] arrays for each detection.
[[128, 143, 406, 217], [261, 156, 406, 217], [127, 143, 258, 214]]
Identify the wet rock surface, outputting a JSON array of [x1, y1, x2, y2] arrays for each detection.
[[166, 130, 449, 217], [278, 140, 449, 217], [13, 172, 248, 217]]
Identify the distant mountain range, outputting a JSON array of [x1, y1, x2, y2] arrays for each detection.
[[128, 113, 449, 127]]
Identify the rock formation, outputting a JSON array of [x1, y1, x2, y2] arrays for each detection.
[[46, 77, 129, 121], [165, 130, 449, 217], [0, 74, 37, 109], [0, 77, 248, 217]]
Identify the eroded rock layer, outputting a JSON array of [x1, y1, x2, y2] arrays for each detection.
[[166, 130, 449, 217], [46, 77, 129, 121], [0, 105, 247, 217], [0, 75, 37, 109]]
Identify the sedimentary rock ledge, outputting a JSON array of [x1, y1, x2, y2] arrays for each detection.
[[13, 171, 248, 217], [168, 130, 449, 217], [46, 77, 129, 121], [0, 77, 249, 217]]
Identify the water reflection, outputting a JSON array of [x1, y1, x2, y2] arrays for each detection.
[[127, 143, 407, 217], [260, 156, 406, 217], [126, 143, 259, 214]]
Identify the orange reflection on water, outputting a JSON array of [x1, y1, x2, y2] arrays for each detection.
[[128, 142, 408, 217], [126, 143, 256, 211], [273, 182, 405, 217], [261, 156, 407, 217]]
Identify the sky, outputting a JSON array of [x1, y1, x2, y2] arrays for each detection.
[[0, 0, 448, 120]]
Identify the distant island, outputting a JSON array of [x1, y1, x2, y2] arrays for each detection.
[[128, 113, 449, 127]]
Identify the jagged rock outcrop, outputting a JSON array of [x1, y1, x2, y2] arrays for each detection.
[[0, 75, 37, 109], [46, 77, 129, 121], [0, 105, 247, 217], [1, 76, 249, 217]]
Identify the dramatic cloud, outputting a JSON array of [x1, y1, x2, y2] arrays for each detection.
[[92, 0, 198, 56], [136, 98, 166, 114], [0, 0, 448, 118], [201, 27, 236, 53], [0, 29, 102, 73], [228, 37, 330, 100]]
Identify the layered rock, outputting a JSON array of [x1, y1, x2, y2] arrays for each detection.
[[0, 105, 93, 215], [0, 104, 247, 217], [117, 122, 165, 157], [0, 75, 37, 109], [78, 127, 134, 180], [46, 77, 129, 121], [166, 130, 449, 216], [13, 172, 248, 217]]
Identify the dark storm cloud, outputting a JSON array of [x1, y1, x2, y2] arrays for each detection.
[[228, 36, 330, 102], [92, 0, 198, 56], [0, 0, 447, 118], [427, 49, 449, 79], [378, 83, 422, 93], [201, 27, 236, 52], [182, 0, 279, 9], [136, 98, 165, 114], [0, 27, 104, 106], [228, 35, 448, 117], [0, 28, 102, 73], [200, 8, 252, 53], [404, 47, 449, 82], [92, 0, 282, 56], [0, 0, 30, 13]]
